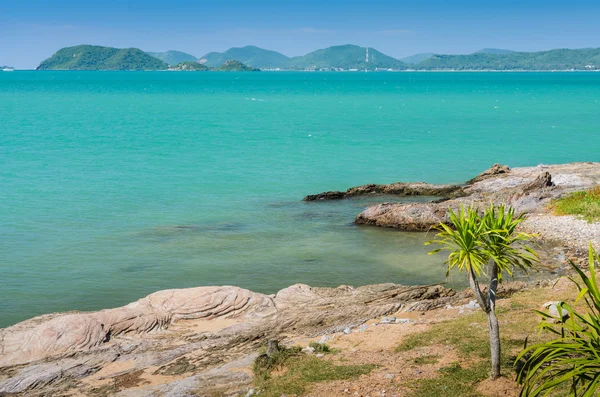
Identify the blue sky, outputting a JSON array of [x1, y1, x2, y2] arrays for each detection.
[[2, 0, 600, 68]]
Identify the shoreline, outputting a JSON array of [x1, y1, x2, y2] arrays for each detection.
[[1, 162, 599, 395]]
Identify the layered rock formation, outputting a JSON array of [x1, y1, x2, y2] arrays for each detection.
[[0, 283, 461, 396], [350, 163, 600, 233]]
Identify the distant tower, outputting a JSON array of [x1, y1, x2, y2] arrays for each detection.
[[366, 47, 369, 63]]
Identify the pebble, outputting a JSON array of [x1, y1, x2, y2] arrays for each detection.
[[319, 335, 331, 344], [344, 327, 351, 334]]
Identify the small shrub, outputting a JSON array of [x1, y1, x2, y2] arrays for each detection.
[[309, 342, 335, 353], [516, 245, 600, 396]]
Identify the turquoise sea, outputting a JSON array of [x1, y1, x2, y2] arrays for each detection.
[[2, 71, 600, 327]]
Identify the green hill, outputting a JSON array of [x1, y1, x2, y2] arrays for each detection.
[[200, 46, 289, 69], [417, 48, 600, 70], [474, 48, 514, 55], [169, 61, 209, 71], [289, 44, 406, 70], [400, 53, 435, 64], [211, 60, 259, 72], [147, 50, 197, 66], [37, 45, 168, 70]]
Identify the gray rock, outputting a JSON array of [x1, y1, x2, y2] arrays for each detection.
[[380, 316, 396, 324]]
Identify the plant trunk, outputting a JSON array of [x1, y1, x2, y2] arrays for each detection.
[[467, 267, 488, 312], [487, 262, 501, 380]]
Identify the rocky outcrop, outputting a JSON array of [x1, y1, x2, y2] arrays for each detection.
[[0, 282, 463, 396], [356, 163, 600, 232], [355, 202, 451, 231], [304, 182, 465, 201], [467, 163, 511, 184]]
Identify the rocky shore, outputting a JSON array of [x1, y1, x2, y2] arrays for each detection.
[[307, 162, 600, 249], [2, 162, 599, 396]]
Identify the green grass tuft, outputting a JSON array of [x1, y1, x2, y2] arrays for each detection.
[[409, 362, 488, 397], [309, 341, 337, 353], [253, 345, 376, 397], [550, 187, 600, 222]]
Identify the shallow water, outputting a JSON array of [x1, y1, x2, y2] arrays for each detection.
[[2, 71, 600, 327]]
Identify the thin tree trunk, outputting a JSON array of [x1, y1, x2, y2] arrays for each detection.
[[487, 261, 501, 380], [468, 267, 488, 312]]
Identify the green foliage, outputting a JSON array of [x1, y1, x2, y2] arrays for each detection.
[[516, 245, 600, 397], [427, 204, 538, 280], [253, 345, 375, 397], [37, 45, 168, 70], [416, 48, 600, 70], [147, 50, 197, 66], [211, 60, 260, 71], [550, 187, 600, 223], [400, 53, 435, 64], [289, 44, 407, 70], [200, 45, 290, 68], [309, 342, 336, 353], [170, 61, 209, 71], [427, 206, 489, 278], [409, 362, 488, 397]]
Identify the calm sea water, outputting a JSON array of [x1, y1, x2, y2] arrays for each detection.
[[2, 71, 600, 327]]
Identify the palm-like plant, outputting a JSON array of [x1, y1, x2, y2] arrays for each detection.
[[516, 245, 600, 396], [428, 204, 538, 379]]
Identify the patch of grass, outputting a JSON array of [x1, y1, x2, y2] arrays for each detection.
[[309, 341, 337, 354], [396, 312, 491, 359], [413, 355, 440, 365], [253, 345, 376, 397], [396, 298, 547, 396], [550, 186, 600, 222], [409, 362, 488, 397]]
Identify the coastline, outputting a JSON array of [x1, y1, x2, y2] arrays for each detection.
[[1, 162, 599, 396]]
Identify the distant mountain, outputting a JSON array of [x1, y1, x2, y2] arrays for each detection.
[[211, 60, 260, 72], [289, 44, 406, 70], [417, 48, 600, 70], [400, 53, 435, 64], [474, 48, 515, 55], [37, 45, 168, 70], [169, 61, 209, 71], [199, 46, 289, 69], [147, 50, 197, 66]]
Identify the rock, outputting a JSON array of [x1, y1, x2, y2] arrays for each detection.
[[396, 318, 411, 324], [0, 282, 464, 395], [358, 324, 369, 332], [302, 346, 315, 353], [544, 301, 570, 322], [343, 327, 351, 334], [316, 353, 325, 358], [304, 182, 465, 201], [355, 202, 451, 231], [319, 335, 331, 344], [353, 163, 600, 232], [380, 316, 396, 324], [467, 164, 511, 184]]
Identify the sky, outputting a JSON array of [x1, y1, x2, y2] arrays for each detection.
[[2, 0, 600, 69]]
